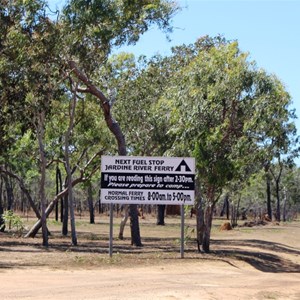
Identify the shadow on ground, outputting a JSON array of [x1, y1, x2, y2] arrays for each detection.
[[212, 239, 300, 273], [1, 232, 299, 273]]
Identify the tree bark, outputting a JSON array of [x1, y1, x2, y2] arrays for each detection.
[[266, 172, 272, 220], [197, 184, 216, 253], [129, 204, 142, 246], [0, 176, 4, 231], [282, 187, 287, 222], [69, 61, 142, 246], [36, 111, 48, 247], [196, 198, 204, 252], [118, 205, 129, 240], [68, 61, 127, 155], [275, 178, 281, 222], [60, 193, 64, 223], [25, 149, 102, 238], [0, 168, 41, 220], [64, 88, 78, 245], [25, 175, 88, 238], [156, 205, 166, 225], [62, 192, 68, 236], [55, 166, 62, 221], [195, 177, 205, 252], [3, 173, 14, 210], [87, 183, 95, 224], [202, 204, 215, 253], [220, 194, 229, 219]]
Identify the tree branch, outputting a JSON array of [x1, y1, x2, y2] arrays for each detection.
[[68, 60, 127, 155], [23, 148, 104, 238], [0, 166, 41, 219]]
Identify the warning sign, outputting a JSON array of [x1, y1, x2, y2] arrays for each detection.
[[100, 156, 195, 205]]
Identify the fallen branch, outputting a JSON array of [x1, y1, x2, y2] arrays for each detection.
[[24, 149, 104, 238]]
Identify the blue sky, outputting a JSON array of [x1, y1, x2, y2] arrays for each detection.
[[49, 0, 300, 161]]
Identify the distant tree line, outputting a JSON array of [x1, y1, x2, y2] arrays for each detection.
[[0, 0, 299, 252]]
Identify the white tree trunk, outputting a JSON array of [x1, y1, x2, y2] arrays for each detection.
[[36, 111, 48, 247], [64, 84, 78, 246], [118, 205, 129, 240]]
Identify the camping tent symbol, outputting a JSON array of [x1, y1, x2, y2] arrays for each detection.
[[175, 159, 191, 172]]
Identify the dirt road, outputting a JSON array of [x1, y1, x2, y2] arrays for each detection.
[[0, 219, 300, 299], [1, 258, 300, 300]]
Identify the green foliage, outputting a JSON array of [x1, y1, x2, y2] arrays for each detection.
[[161, 39, 298, 207], [0, 0, 299, 248], [112, 53, 176, 156], [184, 225, 195, 244], [1, 210, 25, 235], [236, 163, 300, 221], [62, 0, 179, 71]]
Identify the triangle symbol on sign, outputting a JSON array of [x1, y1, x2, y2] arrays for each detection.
[[175, 160, 191, 172]]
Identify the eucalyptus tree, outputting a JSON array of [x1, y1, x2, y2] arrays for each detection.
[[0, 0, 63, 246], [108, 53, 175, 155], [164, 38, 297, 252], [165, 41, 250, 252], [0, 0, 28, 156], [58, 0, 179, 246], [110, 37, 229, 228], [106, 53, 178, 227], [25, 81, 114, 239], [243, 70, 299, 220], [16, 0, 179, 246], [269, 158, 289, 222], [239, 164, 300, 222], [1, 0, 103, 243], [269, 156, 299, 222], [281, 166, 300, 220]]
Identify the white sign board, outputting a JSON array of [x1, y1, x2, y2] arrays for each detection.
[[100, 156, 195, 205]]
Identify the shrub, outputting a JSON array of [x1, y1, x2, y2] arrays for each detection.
[[1, 210, 25, 235]]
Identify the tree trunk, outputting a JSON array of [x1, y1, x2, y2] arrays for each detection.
[[36, 111, 48, 247], [0, 176, 5, 232], [129, 204, 142, 246], [201, 204, 215, 253], [65, 173, 77, 245], [26, 185, 69, 241], [197, 184, 216, 253], [156, 205, 166, 225], [25, 152, 101, 239], [69, 60, 142, 246], [64, 91, 78, 246], [98, 190, 102, 214], [269, 160, 283, 222], [55, 166, 62, 222], [196, 198, 204, 252], [266, 173, 272, 220], [230, 196, 240, 228], [20, 188, 25, 213], [87, 183, 95, 224], [118, 205, 129, 240], [235, 195, 241, 226], [0, 168, 41, 220], [275, 178, 281, 222], [60, 195, 64, 223], [62, 192, 68, 236], [220, 194, 229, 219], [67, 177, 77, 245], [119, 205, 129, 240], [3, 173, 14, 211], [282, 187, 287, 222], [195, 177, 204, 252]]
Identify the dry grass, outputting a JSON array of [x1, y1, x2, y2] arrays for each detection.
[[1, 213, 300, 272]]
